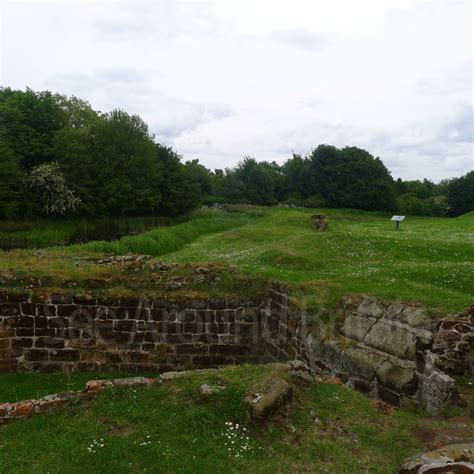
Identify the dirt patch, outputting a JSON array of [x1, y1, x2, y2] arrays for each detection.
[[413, 416, 474, 450], [98, 417, 135, 437], [108, 424, 135, 437]]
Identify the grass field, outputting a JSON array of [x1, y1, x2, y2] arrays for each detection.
[[0, 207, 472, 312], [0, 215, 187, 250], [0, 365, 431, 473], [160, 208, 473, 312]]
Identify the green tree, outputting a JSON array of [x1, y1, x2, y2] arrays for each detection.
[[309, 145, 396, 212], [446, 171, 474, 216], [185, 159, 214, 203], [56, 109, 161, 215], [280, 154, 312, 200], [0, 88, 65, 169], [232, 157, 276, 205], [155, 145, 201, 215], [0, 143, 24, 218], [397, 193, 434, 216], [211, 169, 247, 203]]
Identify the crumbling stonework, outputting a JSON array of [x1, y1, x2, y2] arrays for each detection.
[[398, 442, 474, 473], [431, 306, 474, 375], [311, 214, 328, 231], [0, 376, 158, 423], [0, 284, 471, 413], [264, 284, 473, 413]]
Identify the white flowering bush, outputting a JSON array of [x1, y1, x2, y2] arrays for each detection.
[[27, 162, 80, 215]]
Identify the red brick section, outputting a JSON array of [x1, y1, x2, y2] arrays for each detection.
[[0, 376, 159, 424]]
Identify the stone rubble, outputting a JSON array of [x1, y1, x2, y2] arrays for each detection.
[[398, 442, 474, 473], [0, 376, 159, 424], [199, 383, 225, 395]]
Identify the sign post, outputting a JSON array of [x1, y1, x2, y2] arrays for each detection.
[[390, 215, 405, 230]]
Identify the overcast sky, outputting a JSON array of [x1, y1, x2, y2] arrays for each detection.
[[1, 0, 472, 181]]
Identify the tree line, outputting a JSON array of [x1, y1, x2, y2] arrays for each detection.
[[0, 88, 472, 220]]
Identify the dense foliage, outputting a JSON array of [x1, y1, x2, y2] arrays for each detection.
[[208, 151, 472, 216], [0, 88, 201, 218], [0, 87, 472, 219]]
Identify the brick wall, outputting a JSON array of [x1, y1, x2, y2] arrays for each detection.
[[0, 290, 268, 373]]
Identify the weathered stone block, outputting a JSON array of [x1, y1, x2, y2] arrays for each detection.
[[126, 351, 149, 364], [25, 349, 49, 361], [364, 321, 417, 360], [209, 299, 226, 310], [356, 298, 384, 318], [376, 360, 418, 395], [378, 386, 400, 406], [50, 293, 73, 305], [37, 304, 57, 317], [15, 328, 34, 337], [35, 337, 64, 349], [340, 313, 377, 342], [398, 442, 474, 474], [209, 344, 249, 355], [11, 401, 34, 417], [244, 375, 293, 422], [114, 320, 136, 332], [176, 343, 208, 355], [341, 346, 385, 381], [0, 304, 21, 317]]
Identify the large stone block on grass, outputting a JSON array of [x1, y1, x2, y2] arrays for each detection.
[[244, 375, 293, 422]]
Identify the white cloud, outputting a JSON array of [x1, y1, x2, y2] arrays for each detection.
[[1, 0, 472, 181], [268, 29, 328, 51]]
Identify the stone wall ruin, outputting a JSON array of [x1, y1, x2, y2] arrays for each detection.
[[0, 285, 472, 413]]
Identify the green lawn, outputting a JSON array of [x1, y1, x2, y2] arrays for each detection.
[[0, 207, 472, 312], [161, 208, 474, 312], [0, 365, 426, 473]]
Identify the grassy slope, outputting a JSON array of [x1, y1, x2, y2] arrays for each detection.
[[0, 207, 472, 312], [0, 209, 266, 300], [0, 215, 184, 249], [0, 366, 424, 473], [161, 208, 474, 312]]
